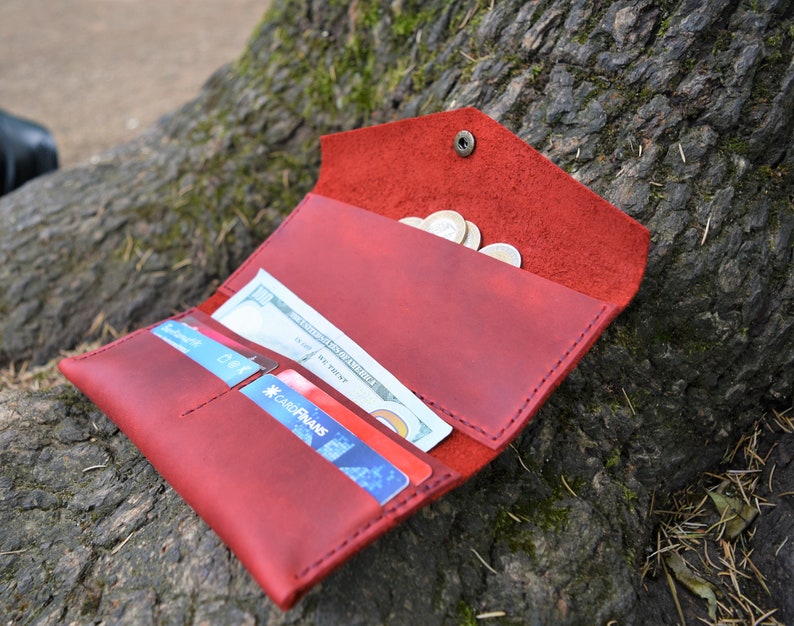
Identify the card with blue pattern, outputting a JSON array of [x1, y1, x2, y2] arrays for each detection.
[[241, 374, 409, 505]]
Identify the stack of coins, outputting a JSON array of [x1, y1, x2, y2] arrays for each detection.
[[399, 210, 522, 268]]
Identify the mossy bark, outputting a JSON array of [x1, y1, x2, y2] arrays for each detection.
[[0, 0, 792, 623]]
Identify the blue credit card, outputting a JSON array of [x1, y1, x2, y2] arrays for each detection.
[[151, 320, 262, 387], [241, 374, 409, 505]]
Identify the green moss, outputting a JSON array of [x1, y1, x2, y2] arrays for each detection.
[[617, 481, 638, 506], [495, 481, 572, 557], [529, 0, 555, 26], [607, 322, 643, 358], [757, 165, 775, 180], [535, 500, 570, 532], [308, 64, 336, 111], [751, 78, 776, 104], [573, 29, 589, 45], [657, 15, 673, 38], [231, 0, 490, 123], [494, 509, 537, 557], [383, 57, 413, 94], [528, 62, 545, 85], [79, 582, 104, 616], [765, 31, 783, 51], [711, 30, 734, 55], [360, 2, 383, 28], [57, 386, 97, 414], [457, 601, 478, 626], [605, 447, 621, 470], [392, 8, 432, 39], [599, 124, 623, 157], [569, 1, 615, 45], [265, 2, 458, 119]]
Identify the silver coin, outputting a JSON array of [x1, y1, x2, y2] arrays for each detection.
[[461, 220, 481, 250], [479, 242, 522, 267], [419, 210, 467, 243], [398, 216, 424, 228]]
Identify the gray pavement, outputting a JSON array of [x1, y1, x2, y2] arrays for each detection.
[[0, 0, 267, 167]]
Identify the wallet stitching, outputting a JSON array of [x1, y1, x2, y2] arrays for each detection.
[[296, 472, 455, 580], [74, 313, 230, 411], [180, 388, 234, 416], [416, 304, 610, 441]]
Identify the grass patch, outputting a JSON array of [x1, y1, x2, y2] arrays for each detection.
[[1, 339, 104, 392]]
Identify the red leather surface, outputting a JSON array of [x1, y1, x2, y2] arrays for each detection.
[[59, 108, 650, 610], [314, 107, 649, 309], [59, 315, 460, 609], [221, 194, 617, 451], [59, 327, 229, 436]]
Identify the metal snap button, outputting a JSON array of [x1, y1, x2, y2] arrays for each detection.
[[454, 130, 475, 157]]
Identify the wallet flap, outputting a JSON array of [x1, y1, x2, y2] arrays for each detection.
[[314, 107, 649, 309]]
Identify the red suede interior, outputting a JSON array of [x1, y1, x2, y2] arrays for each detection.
[[314, 107, 649, 309]]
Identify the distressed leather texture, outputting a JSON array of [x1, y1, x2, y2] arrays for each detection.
[[60, 108, 649, 609]]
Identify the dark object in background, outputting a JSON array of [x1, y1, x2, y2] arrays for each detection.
[[0, 109, 59, 196]]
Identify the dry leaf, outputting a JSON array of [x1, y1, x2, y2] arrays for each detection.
[[707, 491, 758, 538], [665, 552, 718, 621]]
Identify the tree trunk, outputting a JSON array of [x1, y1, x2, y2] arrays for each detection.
[[1, 0, 792, 623]]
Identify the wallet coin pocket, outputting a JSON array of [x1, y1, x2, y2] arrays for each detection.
[[217, 193, 618, 450]]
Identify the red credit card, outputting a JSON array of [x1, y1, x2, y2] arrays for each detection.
[[276, 369, 433, 486]]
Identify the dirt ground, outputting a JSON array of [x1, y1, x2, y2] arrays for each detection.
[[0, 0, 268, 168]]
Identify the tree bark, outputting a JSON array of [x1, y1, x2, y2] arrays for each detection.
[[1, 0, 792, 623]]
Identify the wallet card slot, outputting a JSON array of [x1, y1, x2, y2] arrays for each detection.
[[240, 372, 411, 505], [267, 360, 456, 489], [60, 321, 230, 426], [267, 361, 454, 489], [176, 388, 459, 607], [182, 307, 456, 487], [272, 368, 442, 488], [169, 323, 453, 490], [175, 309, 281, 375], [218, 193, 619, 450]]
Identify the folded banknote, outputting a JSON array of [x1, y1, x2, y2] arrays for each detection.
[[212, 269, 452, 452]]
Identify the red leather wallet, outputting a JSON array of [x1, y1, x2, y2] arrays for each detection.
[[59, 108, 649, 609]]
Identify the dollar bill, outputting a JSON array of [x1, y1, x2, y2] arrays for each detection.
[[212, 269, 452, 452]]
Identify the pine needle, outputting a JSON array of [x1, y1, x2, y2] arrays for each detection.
[[470, 548, 498, 575], [645, 417, 785, 624]]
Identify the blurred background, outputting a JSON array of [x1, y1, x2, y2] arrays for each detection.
[[0, 0, 267, 167]]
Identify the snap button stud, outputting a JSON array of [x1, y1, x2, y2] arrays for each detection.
[[454, 130, 475, 157]]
